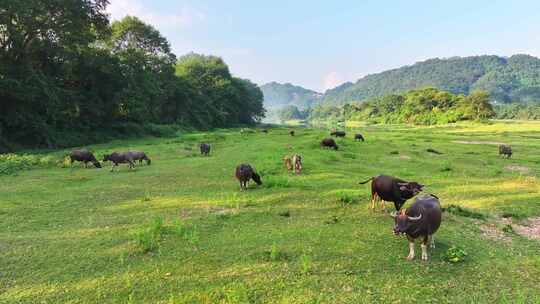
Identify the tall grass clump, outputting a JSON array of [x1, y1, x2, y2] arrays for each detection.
[[135, 217, 165, 253], [0, 153, 58, 175]]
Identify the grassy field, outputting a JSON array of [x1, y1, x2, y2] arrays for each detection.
[[2, 121, 540, 303]]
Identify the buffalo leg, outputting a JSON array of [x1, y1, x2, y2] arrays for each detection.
[[421, 235, 429, 261], [406, 236, 415, 260], [370, 192, 377, 210], [429, 235, 435, 248], [380, 200, 386, 211]]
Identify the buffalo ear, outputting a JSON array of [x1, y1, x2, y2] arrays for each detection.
[[399, 186, 407, 191]]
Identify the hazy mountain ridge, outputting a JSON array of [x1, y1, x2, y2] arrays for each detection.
[[260, 82, 322, 110]]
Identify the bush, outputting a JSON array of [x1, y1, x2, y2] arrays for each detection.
[[0, 153, 58, 175], [135, 217, 164, 253], [443, 246, 468, 263]]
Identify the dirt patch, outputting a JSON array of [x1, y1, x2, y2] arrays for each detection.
[[453, 140, 505, 145], [504, 165, 530, 174], [508, 217, 540, 240], [479, 223, 512, 242], [399, 155, 411, 160]]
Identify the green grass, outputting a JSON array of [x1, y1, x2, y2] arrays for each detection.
[[1, 122, 540, 303]]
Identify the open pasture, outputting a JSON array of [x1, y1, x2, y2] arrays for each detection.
[[1, 122, 540, 303]]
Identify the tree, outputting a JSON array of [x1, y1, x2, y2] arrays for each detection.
[[458, 91, 495, 120]]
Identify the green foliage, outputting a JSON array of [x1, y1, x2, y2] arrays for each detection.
[[135, 217, 165, 253], [443, 246, 468, 263], [0, 3, 264, 151], [322, 55, 540, 105], [311, 88, 496, 126], [277, 105, 309, 122], [0, 154, 58, 175]]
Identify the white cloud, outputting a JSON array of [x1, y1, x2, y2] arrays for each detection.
[[323, 71, 345, 91], [106, 0, 205, 30]]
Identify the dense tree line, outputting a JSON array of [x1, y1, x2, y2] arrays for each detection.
[[309, 88, 496, 126], [322, 55, 540, 106], [0, 1, 264, 151], [494, 103, 540, 120]]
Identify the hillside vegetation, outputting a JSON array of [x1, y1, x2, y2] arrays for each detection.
[[0, 2, 264, 152], [2, 122, 540, 303], [309, 88, 496, 126], [322, 55, 540, 105]]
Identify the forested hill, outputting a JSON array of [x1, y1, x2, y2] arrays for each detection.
[[0, 2, 264, 152], [261, 82, 322, 110], [322, 55, 540, 105]]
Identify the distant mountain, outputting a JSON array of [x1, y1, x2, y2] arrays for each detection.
[[322, 54, 540, 105], [261, 82, 322, 110]]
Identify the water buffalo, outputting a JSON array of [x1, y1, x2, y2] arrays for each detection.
[[283, 156, 293, 171], [284, 154, 303, 174], [330, 131, 346, 137], [292, 154, 302, 174], [262, 129, 268, 133], [235, 164, 262, 191], [359, 175, 424, 211], [69, 149, 101, 168], [289, 130, 295, 136], [103, 152, 135, 172], [354, 134, 365, 142], [321, 138, 339, 150], [391, 194, 441, 261], [499, 144, 512, 158], [200, 143, 211, 156], [128, 151, 151, 165]]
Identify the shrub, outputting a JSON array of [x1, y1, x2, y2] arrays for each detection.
[[443, 246, 467, 263], [135, 217, 164, 253], [0, 153, 58, 175]]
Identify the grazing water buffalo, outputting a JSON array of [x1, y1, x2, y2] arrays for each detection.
[[292, 154, 302, 174], [235, 164, 262, 191], [321, 138, 339, 150], [359, 175, 424, 211], [499, 144, 512, 158], [69, 149, 101, 168], [128, 151, 151, 165], [283, 156, 293, 171], [262, 129, 268, 133], [284, 154, 303, 174], [103, 152, 135, 172], [330, 131, 346, 137], [354, 134, 365, 142], [391, 194, 441, 261], [289, 130, 295, 136], [200, 143, 211, 156]]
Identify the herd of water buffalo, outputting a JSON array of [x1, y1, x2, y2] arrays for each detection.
[[67, 128, 514, 261]]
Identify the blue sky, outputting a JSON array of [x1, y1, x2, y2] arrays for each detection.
[[108, 0, 540, 92]]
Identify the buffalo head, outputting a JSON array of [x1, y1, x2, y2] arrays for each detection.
[[397, 182, 424, 199], [252, 172, 263, 185], [391, 210, 422, 235]]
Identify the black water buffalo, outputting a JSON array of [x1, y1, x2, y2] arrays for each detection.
[[359, 175, 424, 211], [499, 144, 512, 158], [330, 131, 346, 137], [128, 151, 151, 165], [200, 143, 211, 156], [235, 164, 262, 191], [321, 138, 339, 150], [69, 149, 101, 168], [391, 194, 441, 261], [289, 130, 295, 136], [262, 129, 268, 133], [354, 134, 365, 142], [103, 152, 135, 172]]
